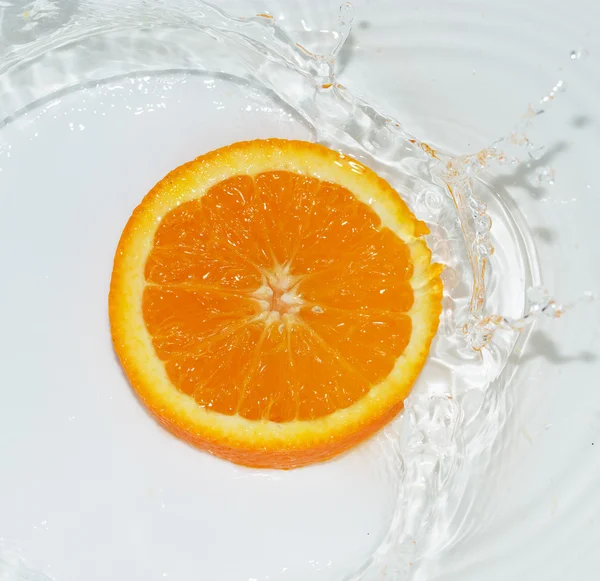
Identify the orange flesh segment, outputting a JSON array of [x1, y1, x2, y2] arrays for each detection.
[[143, 171, 416, 422]]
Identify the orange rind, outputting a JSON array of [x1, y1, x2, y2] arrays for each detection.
[[109, 139, 443, 468]]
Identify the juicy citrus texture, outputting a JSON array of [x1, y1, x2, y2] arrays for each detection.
[[110, 139, 443, 468]]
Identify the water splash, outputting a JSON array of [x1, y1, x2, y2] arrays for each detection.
[[0, 541, 54, 581], [429, 75, 597, 350], [463, 287, 596, 350], [0, 2, 595, 580]]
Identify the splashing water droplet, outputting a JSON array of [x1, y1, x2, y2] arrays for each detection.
[[338, 1, 355, 26], [465, 288, 598, 346], [527, 142, 547, 160], [330, 2, 354, 58], [570, 47, 588, 60], [527, 286, 554, 313], [530, 165, 555, 186], [540, 80, 566, 103], [475, 214, 492, 234], [474, 235, 494, 258]]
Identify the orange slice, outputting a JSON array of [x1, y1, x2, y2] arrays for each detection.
[[109, 139, 442, 469]]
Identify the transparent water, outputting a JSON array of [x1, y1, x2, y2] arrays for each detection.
[[0, 1, 589, 580]]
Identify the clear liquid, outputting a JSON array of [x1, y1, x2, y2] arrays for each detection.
[[0, 2, 589, 580]]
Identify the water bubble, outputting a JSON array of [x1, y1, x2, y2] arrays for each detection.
[[311, 305, 324, 314]]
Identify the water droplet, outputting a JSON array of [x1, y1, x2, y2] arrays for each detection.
[[330, 2, 355, 59], [540, 80, 566, 104], [511, 132, 529, 146], [542, 301, 563, 318], [570, 47, 588, 60], [463, 316, 494, 350], [369, 125, 393, 150], [474, 235, 494, 258], [468, 196, 487, 215], [554, 79, 567, 92], [583, 291, 596, 301], [407, 429, 425, 450], [441, 269, 459, 292], [527, 142, 547, 160], [475, 214, 492, 234], [312, 305, 324, 314], [338, 1, 355, 27], [530, 166, 555, 186], [526, 286, 552, 313], [467, 156, 485, 174]]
